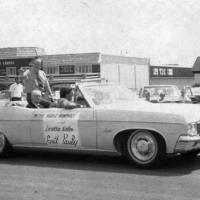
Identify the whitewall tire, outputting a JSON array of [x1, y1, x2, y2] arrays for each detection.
[[126, 130, 165, 168]]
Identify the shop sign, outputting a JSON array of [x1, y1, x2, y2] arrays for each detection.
[[0, 59, 31, 75], [0, 60, 15, 66], [59, 65, 75, 74], [150, 66, 194, 78], [151, 67, 173, 77]]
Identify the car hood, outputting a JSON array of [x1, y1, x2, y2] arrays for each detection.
[[96, 101, 200, 123]]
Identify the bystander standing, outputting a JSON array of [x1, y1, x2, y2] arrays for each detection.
[[9, 77, 24, 101]]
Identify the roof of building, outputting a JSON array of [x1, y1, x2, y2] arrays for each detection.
[[42, 53, 101, 66], [192, 57, 200, 72], [0, 47, 45, 59], [0, 47, 150, 66], [42, 53, 150, 66], [101, 54, 150, 65]]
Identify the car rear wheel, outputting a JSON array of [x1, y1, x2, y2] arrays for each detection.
[[126, 130, 165, 168], [0, 133, 11, 157]]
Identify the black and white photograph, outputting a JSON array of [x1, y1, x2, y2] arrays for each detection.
[[0, 0, 200, 199]]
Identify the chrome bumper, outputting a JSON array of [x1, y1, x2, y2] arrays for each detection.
[[175, 135, 200, 153]]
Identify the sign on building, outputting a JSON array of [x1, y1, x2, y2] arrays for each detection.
[[150, 66, 194, 78]]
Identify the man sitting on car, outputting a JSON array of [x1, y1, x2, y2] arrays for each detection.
[[26, 89, 47, 108]]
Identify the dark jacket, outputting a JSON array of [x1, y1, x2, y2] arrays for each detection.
[[26, 98, 51, 109], [26, 101, 43, 109]]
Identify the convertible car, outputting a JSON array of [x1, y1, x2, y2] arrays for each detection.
[[0, 81, 200, 168]]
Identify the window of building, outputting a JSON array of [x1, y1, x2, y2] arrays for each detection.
[[75, 64, 92, 73], [92, 64, 100, 73], [59, 65, 75, 74], [46, 67, 57, 74], [6, 67, 16, 75], [1, 60, 15, 66]]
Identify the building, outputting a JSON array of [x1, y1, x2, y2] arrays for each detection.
[[0, 47, 196, 90], [0, 47, 45, 77], [42, 53, 150, 89], [192, 57, 200, 84], [0, 47, 150, 90]]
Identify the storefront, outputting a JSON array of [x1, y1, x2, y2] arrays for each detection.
[[41, 53, 150, 90], [150, 65, 194, 88], [0, 47, 45, 78], [41, 53, 101, 75]]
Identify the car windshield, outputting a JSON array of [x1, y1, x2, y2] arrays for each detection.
[[143, 86, 180, 97], [83, 84, 137, 105]]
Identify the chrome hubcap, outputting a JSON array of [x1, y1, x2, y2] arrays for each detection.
[[136, 140, 150, 154], [130, 133, 157, 162]]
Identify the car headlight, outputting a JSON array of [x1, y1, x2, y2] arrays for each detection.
[[187, 122, 198, 136]]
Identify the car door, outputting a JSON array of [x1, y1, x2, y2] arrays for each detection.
[[30, 107, 97, 150], [0, 105, 33, 145]]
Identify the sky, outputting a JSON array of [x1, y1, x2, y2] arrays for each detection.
[[0, 0, 200, 67]]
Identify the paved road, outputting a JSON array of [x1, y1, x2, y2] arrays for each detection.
[[0, 151, 200, 200]]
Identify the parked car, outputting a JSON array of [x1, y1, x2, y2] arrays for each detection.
[[0, 81, 13, 99], [0, 81, 200, 168], [139, 85, 183, 103]]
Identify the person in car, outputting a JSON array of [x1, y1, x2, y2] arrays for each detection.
[[26, 89, 47, 108], [76, 96, 88, 107], [143, 89, 150, 101], [51, 88, 79, 109], [27, 88, 80, 109]]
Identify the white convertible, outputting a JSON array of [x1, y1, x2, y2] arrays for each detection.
[[0, 81, 200, 168]]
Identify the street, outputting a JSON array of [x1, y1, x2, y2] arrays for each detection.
[[0, 151, 200, 200]]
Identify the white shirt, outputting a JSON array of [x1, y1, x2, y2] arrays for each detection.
[[9, 83, 24, 98]]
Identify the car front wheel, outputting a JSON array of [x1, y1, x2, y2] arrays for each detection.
[[126, 130, 165, 168]]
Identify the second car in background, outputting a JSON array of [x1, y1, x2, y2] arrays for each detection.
[[139, 85, 183, 103]]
